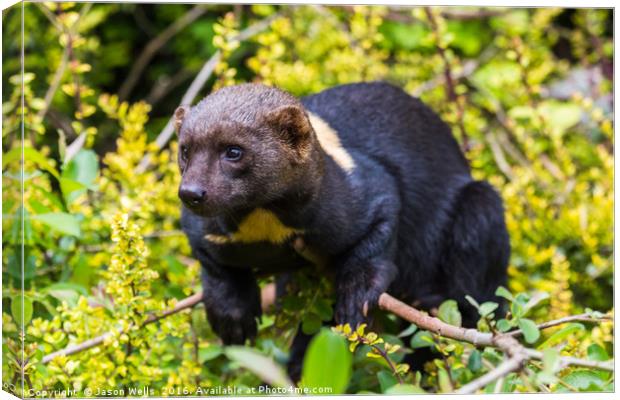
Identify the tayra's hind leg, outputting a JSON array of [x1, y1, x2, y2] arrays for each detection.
[[440, 180, 510, 326]]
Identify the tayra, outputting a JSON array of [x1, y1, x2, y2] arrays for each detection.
[[176, 82, 509, 374]]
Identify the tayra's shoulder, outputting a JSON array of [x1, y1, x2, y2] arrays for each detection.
[[301, 81, 428, 118]]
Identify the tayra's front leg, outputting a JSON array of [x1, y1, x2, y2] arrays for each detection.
[[200, 265, 262, 345], [334, 217, 399, 328]]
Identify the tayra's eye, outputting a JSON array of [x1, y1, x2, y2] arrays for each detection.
[[180, 145, 189, 161], [224, 146, 243, 161]]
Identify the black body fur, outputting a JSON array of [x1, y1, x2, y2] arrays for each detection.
[[177, 82, 510, 379]]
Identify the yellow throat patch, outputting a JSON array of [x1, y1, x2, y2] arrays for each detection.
[[205, 208, 303, 245]]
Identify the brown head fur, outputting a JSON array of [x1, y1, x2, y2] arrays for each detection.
[[175, 84, 323, 217]]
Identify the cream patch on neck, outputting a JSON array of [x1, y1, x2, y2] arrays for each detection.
[[205, 208, 303, 245], [307, 112, 356, 173]]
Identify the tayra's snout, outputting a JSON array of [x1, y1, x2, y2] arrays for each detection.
[[178, 184, 207, 207]]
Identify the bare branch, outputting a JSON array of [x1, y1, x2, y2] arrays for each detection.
[[42, 330, 116, 364], [524, 348, 613, 371], [35, 2, 92, 121], [423, 7, 470, 152], [63, 132, 87, 164], [42, 286, 273, 365], [118, 4, 210, 101], [37, 48, 69, 120], [145, 69, 193, 107], [457, 356, 525, 394], [507, 313, 612, 338], [486, 131, 514, 180], [440, 8, 507, 20], [378, 293, 493, 346]]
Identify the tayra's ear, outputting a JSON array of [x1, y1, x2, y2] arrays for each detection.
[[174, 105, 190, 133], [264, 105, 313, 156]]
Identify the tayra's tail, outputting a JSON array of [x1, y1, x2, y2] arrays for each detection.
[[440, 180, 511, 327]]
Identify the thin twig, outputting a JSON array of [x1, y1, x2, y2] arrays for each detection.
[[424, 7, 470, 152], [440, 8, 507, 20], [145, 69, 193, 107], [118, 4, 209, 101], [457, 355, 525, 394], [486, 131, 514, 180], [41, 292, 204, 364], [412, 59, 478, 98], [35, 2, 92, 121], [507, 313, 612, 337], [135, 13, 279, 173], [37, 48, 69, 120], [523, 348, 613, 371]]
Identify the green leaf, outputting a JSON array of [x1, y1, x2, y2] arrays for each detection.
[[561, 370, 607, 391], [384, 384, 426, 394], [8, 248, 36, 282], [537, 323, 584, 349], [59, 178, 87, 204], [437, 369, 453, 392], [538, 100, 582, 135], [410, 331, 435, 348], [2, 147, 60, 179], [61, 150, 99, 203], [537, 348, 560, 384], [61, 149, 99, 203], [518, 318, 540, 344], [301, 329, 351, 393], [32, 212, 81, 237], [522, 292, 549, 314], [43, 282, 88, 307], [478, 302, 499, 317], [70, 254, 94, 288], [447, 20, 490, 56], [438, 300, 462, 327], [397, 324, 418, 338], [199, 345, 223, 363], [225, 346, 292, 388], [164, 255, 186, 276], [496, 319, 513, 332], [379, 22, 429, 51], [11, 295, 33, 326], [585, 308, 607, 319], [587, 344, 609, 361], [471, 60, 521, 96], [301, 313, 322, 335], [495, 286, 514, 302], [465, 295, 480, 309], [314, 298, 333, 321], [377, 370, 398, 393], [467, 349, 482, 372]]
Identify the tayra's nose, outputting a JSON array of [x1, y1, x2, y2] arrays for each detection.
[[178, 185, 207, 206]]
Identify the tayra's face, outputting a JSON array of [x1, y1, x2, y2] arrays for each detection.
[[176, 107, 311, 217]]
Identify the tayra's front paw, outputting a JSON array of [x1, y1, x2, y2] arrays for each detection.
[[335, 284, 383, 329], [205, 301, 261, 345], [334, 261, 394, 328]]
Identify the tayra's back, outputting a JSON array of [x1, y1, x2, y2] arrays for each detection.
[[303, 82, 482, 304], [301, 81, 470, 181]]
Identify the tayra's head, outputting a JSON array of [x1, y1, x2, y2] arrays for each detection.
[[175, 83, 320, 217]]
